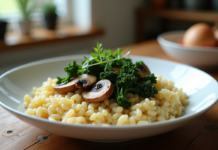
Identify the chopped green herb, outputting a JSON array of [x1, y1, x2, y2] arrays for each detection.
[[100, 62, 158, 109], [56, 43, 158, 108], [56, 61, 82, 84], [57, 43, 130, 83]]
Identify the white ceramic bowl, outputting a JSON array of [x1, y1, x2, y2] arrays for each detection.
[[157, 31, 218, 69], [0, 55, 218, 141]]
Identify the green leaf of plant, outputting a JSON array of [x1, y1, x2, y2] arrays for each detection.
[[84, 56, 89, 61], [91, 53, 97, 58], [109, 61, 113, 65], [125, 49, 130, 56], [82, 61, 89, 68], [116, 48, 123, 55], [97, 42, 100, 49], [104, 62, 112, 71], [93, 47, 99, 53]]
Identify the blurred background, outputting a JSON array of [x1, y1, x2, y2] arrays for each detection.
[[0, 0, 217, 74]]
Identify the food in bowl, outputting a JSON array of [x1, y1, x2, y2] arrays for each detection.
[[182, 23, 217, 47], [24, 43, 188, 126]]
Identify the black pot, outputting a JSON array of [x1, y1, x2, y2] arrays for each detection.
[[44, 14, 57, 30], [0, 20, 7, 40]]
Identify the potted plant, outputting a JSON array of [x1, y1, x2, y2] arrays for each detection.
[[0, 19, 7, 40], [16, 0, 35, 35], [41, 2, 57, 30]]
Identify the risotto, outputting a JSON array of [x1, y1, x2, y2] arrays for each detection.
[[24, 75, 188, 126]]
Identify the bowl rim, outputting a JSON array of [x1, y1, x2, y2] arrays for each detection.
[[0, 55, 218, 129], [157, 30, 218, 52]]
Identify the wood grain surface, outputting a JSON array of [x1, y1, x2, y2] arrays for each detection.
[[1, 40, 218, 150]]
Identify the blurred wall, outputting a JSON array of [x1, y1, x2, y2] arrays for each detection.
[[92, 0, 143, 49], [0, 40, 95, 74]]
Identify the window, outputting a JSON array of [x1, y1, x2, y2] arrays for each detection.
[[0, 0, 20, 20], [0, 0, 20, 15], [0, 0, 92, 30], [72, 0, 91, 27], [0, 0, 69, 26]]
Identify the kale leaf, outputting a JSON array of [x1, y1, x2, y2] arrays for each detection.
[[56, 61, 82, 84], [56, 43, 158, 109], [100, 62, 158, 109]]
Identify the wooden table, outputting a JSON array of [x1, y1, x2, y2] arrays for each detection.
[[1, 40, 218, 150]]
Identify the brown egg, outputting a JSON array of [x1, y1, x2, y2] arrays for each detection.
[[183, 23, 217, 47]]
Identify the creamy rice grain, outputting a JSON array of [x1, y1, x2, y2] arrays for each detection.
[[24, 75, 188, 126]]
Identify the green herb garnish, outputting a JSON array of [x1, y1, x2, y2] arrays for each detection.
[[57, 43, 130, 84], [56, 43, 158, 108], [56, 61, 82, 84], [100, 63, 158, 109]]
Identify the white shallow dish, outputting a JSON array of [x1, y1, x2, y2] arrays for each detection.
[[157, 31, 218, 69], [0, 55, 218, 141]]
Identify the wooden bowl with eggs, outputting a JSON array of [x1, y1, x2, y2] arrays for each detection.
[[157, 23, 218, 69]]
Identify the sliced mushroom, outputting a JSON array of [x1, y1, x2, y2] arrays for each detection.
[[138, 63, 151, 78], [82, 79, 114, 103], [74, 74, 97, 89], [53, 74, 97, 94], [112, 63, 150, 78]]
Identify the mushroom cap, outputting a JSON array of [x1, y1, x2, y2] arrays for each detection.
[[82, 79, 114, 103], [138, 63, 151, 78], [53, 80, 77, 94], [53, 74, 97, 94], [111, 67, 121, 73], [112, 63, 151, 78]]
